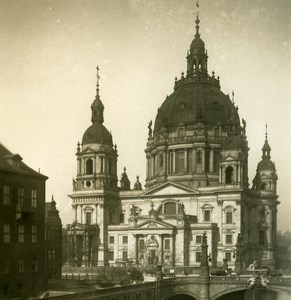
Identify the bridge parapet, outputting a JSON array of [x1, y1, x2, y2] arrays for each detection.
[[43, 276, 291, 300]]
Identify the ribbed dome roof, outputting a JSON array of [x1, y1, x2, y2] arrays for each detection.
[[82, 123, 113, 146], [190, 36, 205, 52], [257, 159, 276, 171], [154, 80, 238, 132]]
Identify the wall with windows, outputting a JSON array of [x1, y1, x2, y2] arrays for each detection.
[[0, 145, 48, 299]]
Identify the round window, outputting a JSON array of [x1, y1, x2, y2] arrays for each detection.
[[86, 181, 91, 187]]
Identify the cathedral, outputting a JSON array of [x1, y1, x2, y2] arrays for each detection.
[[65, 14, 279, 271]]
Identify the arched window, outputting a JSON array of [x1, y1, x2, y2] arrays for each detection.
[[86, 159, 93, 175], [225, 166, 233, 184], [197, 151, 202, 164], [108, 211, 114, 224], [164, 202, 177, 215], [85, 212, 91, 225], [224, 206, 234, 224]]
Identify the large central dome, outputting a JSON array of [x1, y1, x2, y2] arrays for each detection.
[[154, 78, 237, 132], [154, 15, 239, 133], [145, 15, 247, 190]]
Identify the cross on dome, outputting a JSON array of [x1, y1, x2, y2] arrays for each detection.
[[96, 65, 100, 98]]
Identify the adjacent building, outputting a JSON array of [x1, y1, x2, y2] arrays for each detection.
[[46, 197, 62, 279], [65, 15, 279, 271], [0, 143, 48, 299]]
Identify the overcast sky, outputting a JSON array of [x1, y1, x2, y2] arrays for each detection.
[[0, 0, 290, 232]]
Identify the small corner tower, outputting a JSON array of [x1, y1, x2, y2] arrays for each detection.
[[68, 67, 118, 267], [74, 66, 118, 192], [253, 125, 278, 193], [252, 125, 279, 270]]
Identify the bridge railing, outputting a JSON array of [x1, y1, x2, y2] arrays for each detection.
[[42, 281, 157, 300], [161, 275, 291, 287]]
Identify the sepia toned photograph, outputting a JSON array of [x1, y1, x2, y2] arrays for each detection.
[[0, 0, 290, 299]]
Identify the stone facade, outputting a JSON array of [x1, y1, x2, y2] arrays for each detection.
[[65, 15, 279, 271]]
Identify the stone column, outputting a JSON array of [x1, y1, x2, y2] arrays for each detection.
[[97, 204, 104, 266], [146, 157, 149, 179], [81, 158, 85, 175], [173, 150, 176, 173], [184, 149, 188, 172], [193, 148, 196, 172], [163, 151, 167, 175], [77, 158, 81, 176], [95, 204, 98, 224], [210, 149, 214, 172], [74, 204, 78, 222], [80, 204, 83, 224], [202, 149, 205, 172]]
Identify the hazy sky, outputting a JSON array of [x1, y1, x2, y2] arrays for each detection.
[[0, 0, 290, 231]]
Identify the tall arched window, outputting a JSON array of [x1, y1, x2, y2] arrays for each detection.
[[86, 159, 93, 175], [85, 212, 92, 225], [197, 151, 202, 164], [225, 166, 233, 184]]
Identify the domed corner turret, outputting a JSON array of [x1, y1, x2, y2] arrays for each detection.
[[74, 66, 118, 192], [120, 167, 131, 191], [252, 126, 278, 193]]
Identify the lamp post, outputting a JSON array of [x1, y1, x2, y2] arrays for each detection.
[[200, 231, 210, 300], [234, 233, 243, 273]]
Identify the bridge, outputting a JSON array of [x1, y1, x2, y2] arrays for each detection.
[[44, 275, 291, 300], [45, 233, 291, 299]]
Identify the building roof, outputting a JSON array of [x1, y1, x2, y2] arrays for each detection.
[[0, 143, 47, 179]]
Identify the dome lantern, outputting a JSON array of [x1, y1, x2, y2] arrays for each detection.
[[82, 66, 113, 147], [262, 124, 271, 159], [187, 13, 208, 77], [91, 65, 104, 124]]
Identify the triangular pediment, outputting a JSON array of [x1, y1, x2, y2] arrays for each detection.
[[83, 147, 96, 154], [260, 174, 271, 180], [69, 222, 85, 230], [132, 218, 175, 230], [143, 181, 197, 196], [224, 154, 236, 162]]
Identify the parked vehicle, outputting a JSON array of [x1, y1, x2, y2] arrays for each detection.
[[210, 269, 227, 276]]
